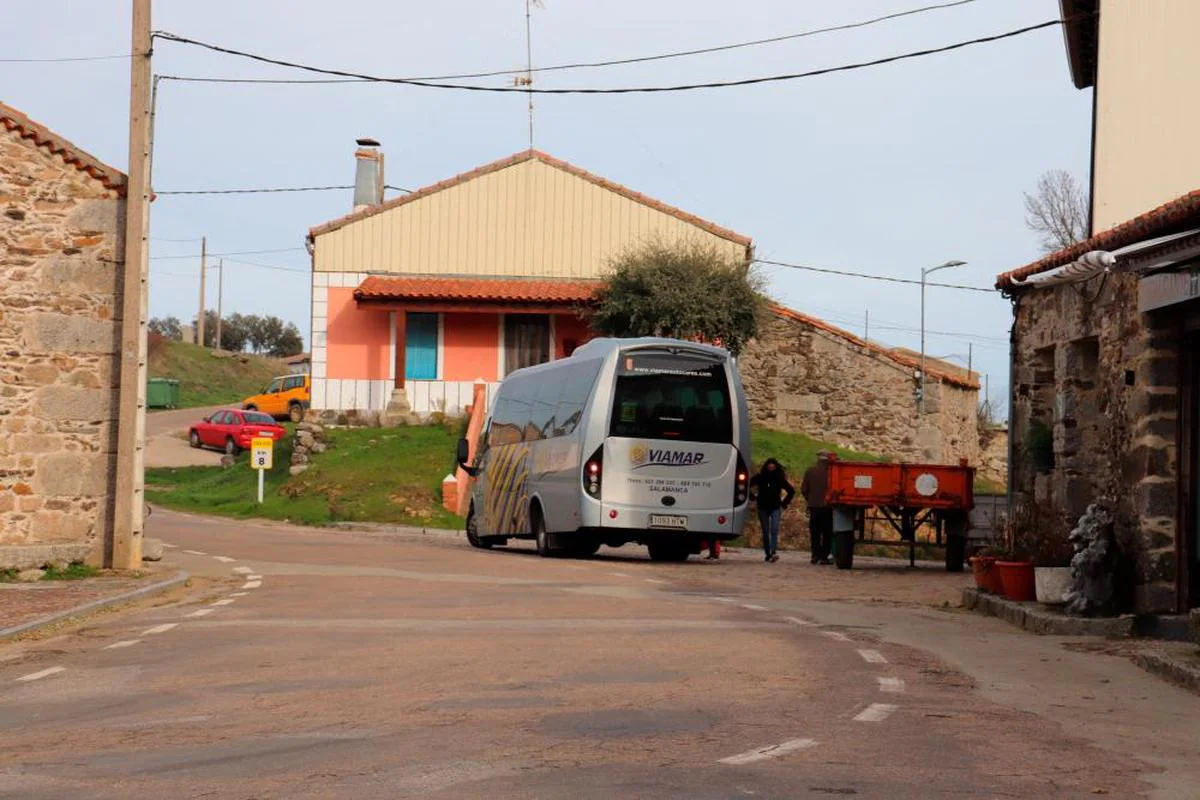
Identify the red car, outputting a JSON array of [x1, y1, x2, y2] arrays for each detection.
[[189, 408, 287, 455]]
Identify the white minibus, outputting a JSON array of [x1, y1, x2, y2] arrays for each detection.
[[456, 338, 751, 561]]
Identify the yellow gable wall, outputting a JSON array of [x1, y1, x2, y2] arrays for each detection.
[[313, 158, 748, 277]]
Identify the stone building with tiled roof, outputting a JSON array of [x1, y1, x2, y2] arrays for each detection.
[[0, 101, 128, 570]]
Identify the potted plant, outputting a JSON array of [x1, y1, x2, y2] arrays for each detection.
[[969, 544, 1003, 594], [1030, 520, 1073, 605], [992, 503, 1037, 602]]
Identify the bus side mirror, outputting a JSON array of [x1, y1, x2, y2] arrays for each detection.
[[456, 438, 470, 467]]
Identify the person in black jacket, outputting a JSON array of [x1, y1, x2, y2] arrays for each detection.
[[748, 458, 795, 563], [800, 451, 833, 565]]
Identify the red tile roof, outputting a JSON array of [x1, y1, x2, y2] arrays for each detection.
[[309, 149, 753, 249], [354, 275, 602, 304], [0, 101, 126, 195], [996, 188, 1200, 289], [769, 304, 980, 391]]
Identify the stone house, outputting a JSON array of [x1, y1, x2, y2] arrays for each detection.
[[740, 306, 982, 467], [998, 193, 1200, 615], [0, 102, 127, 569]]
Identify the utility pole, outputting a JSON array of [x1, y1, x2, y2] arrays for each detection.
[[215, 259, 224, 350], [112, 0, 152, 569], [197, 236, 207, 346], [864, 310, 869, 342], [967, 342, 973, 380]]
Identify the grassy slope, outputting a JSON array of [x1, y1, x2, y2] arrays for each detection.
[[146, 425, 464, 529], [148, 340, 283, 408], [146, 424, 864, 533], [750, 427, 878, 474]]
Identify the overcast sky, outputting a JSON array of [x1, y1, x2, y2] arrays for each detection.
[[5, 0, 1091, 411]]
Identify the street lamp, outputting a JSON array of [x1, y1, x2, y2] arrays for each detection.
[[919, 260, 967, 414]]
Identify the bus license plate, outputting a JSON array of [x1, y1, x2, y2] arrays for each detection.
[[649, 514, 687, 529]]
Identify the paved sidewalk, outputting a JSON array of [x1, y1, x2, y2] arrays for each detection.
[[0, 568, 187, 637]]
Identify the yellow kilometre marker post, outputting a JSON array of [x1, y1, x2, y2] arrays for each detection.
[[250, 437, 273, 504]]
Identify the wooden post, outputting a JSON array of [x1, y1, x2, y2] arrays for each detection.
[[197, 236, 206, 346], [112, 0, 152, 569], [394, 310, 407, 390], [215, 259, 223, 349]]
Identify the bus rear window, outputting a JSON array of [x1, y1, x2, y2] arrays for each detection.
[[608, 352, 733, 443]]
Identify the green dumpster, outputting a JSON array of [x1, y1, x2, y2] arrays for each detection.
[[146, 378, 180, 409]]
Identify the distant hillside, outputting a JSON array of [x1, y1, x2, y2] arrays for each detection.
[[148, 338, 285, 408]]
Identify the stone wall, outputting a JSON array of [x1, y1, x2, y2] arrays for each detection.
[[1009, 272, 1179, 613], [740, 308, 981, 466], [0, 125, 125, 568], [977, 426, 1009, 489]]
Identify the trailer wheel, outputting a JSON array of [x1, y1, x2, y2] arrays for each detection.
[[942, 511, 968, 573], [833, 530, 855, 570]]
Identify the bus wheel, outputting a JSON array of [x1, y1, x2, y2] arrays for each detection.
[[466, 506, 491, 549], [533, 510, 554, 558], [648, 543, 689, 562]]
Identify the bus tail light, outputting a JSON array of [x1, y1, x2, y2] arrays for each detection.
[[734, 453, 749, 506], [584, 447, 603, 498]]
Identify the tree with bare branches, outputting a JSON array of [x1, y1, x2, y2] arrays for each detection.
[[1024, 170, 1089, 253]]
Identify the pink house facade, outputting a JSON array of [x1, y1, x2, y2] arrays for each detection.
[[306, 146, 753, 418]]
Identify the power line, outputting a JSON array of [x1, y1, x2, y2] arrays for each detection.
[[156, 183, 410, 195], [756, 259, 996, 293], [149, 235, 204, 242], [151, 0, 979, 86], [150, 247, 305, 260], [152, 18, 1069, 95], [221, 257, 308, 274], [0, 54, 132, 63]]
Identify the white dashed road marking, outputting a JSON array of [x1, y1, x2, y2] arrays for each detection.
[[186, 609, 215, 618], [142, 623, 178, 636], [644, 578, 667, 585], [711, 597, 737, 604], [822, 631, 851, 642], [857, 649, 888, 664], [719, 738, 818, 765], [740, 604, 769, 611], [228, 592, 250, 597], [783, 616, 812, 626], [877, 677, 906, 694], [161, 543, 178, 549], [232, 566, 255, 575], [212, 598, 236, 606], [609, 572, 631, 578], [182, 550, 207, 556], [15, 666, 65, 683], [245, 574, 263, 581], [242, 580, 262, 589], [212, 556, 236, 563], [854, 703, 898, 723], [104, 640, 142, 650]]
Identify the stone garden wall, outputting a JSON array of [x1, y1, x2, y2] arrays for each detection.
[[0, 116, 126, 568], [740, 306, 982, 467]]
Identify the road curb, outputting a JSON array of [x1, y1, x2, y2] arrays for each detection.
[[962, 587, 1136, 637], [1132, 649, 1200, 697], [0, 570, 190, 642]]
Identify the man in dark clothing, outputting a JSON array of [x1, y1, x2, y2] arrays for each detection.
[[748, 458, 795, 563], [801, 451, 833, 565]]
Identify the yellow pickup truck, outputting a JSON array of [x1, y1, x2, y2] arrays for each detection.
[[242, 373, 310, 423]]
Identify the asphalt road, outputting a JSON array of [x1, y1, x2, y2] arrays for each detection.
[[1, 510, 1191, 798], [145, 405, 229, 468]]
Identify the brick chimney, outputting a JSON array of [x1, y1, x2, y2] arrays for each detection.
[[353, 138, 384, 211]]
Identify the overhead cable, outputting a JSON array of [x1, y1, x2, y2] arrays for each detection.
[[152, 18, 1069, 95], [755, 259, 996, 293], [150, 247, 305, 260], [156, 184, 410, 195], [150, 0, 979, 85]]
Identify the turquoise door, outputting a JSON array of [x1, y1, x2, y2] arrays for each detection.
[[405, 313, 438, 380]]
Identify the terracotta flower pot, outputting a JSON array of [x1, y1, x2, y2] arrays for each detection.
[[995, 560, 1036, 602], [970, 556, 1003, 593]]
